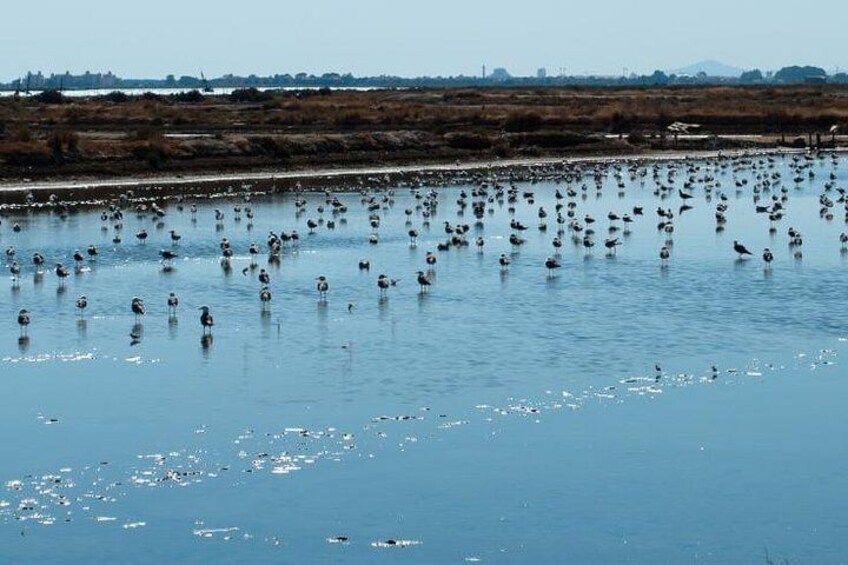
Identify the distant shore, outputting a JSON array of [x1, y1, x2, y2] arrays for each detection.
[[0, 147, 821, 206]]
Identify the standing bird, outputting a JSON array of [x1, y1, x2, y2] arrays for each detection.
[[55, 263, 70, 287], [416, 271, 431, 292], [17, 309, 30, 337], [659, 246, 670, 266], [258, 269, 271, 285], [199, 306, 214, 335], [425, 252, 437, 267], [762, 248, 774, 268], [136, 229, 148, 243], [167, 292, 179, 316], [9, 261, 21, 283], [76, 296, 88, 317], [316, 276, 329, 299], [733, 240, 753, 258], [545, 257, 561, 275], [260, 286, 272, 310], [32, 253, 45, 274], [87, 245, 99, 261], [499, 254, 511, 270], [131, 297, 145, 320], [377, 274, 390, 296]]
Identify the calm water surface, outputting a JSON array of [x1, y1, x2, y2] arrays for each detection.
[[1, 154, 847, 563]]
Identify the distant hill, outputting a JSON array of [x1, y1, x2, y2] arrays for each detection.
[[669, 60, 744, 78]]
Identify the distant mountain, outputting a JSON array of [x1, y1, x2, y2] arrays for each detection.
[[669, 60, 744, 78]]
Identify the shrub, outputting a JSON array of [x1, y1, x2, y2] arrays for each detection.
[[503, 112, 543, 132], [172, 90, 204, 103], [35, 89, 65, 104], [230, 88, 274, 103], [104, 91, 130, 104]]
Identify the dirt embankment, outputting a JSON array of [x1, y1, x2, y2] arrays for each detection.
[[0, 86, 844, 183]]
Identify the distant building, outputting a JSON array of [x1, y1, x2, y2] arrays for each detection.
[[489, 68, 511, 81], [537, 67, 547, 79]]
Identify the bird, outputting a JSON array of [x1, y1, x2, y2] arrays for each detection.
[[258, 269, 271, 285], [316, 275, 329, 299], [76, 296, 88, 317], [604, 238, 621, 255], [260, 286, 272, 310], [32, 253, 45, 274], [377, 274, 390, 295], [499, 254, 510, 270], [55, 264, 70, 286], [659, 246, 670, 265], [199, 306, 214, 335], [17, 309, 30, 337], [9, 261, 21, 283], [762, 248, 774, 268], [167, 292, 179, 315], [733, 240, 753, 258], [136, 229, 148, 243], [131, 297, 145, 320], [86, 245, 99, 260], [545, 257, 561, 275], [416, 271, 431, 292]]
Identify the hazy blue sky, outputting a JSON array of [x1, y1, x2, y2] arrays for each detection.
[[2, 0, 846, 79]]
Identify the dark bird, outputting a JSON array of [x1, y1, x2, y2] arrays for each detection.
[[545, 257, 561, 275], [763, 248, 774, 267], [199, 306, 214, 335], [17, 309, 30, 336], [167, 292, 179, 315], [416, 271, 431, 292], [76, 296, 88, 317], [316, 275, 329, 299], [55, 263, 70, 286], [733, 240, 753, 258], [131, 297, 145, 320]]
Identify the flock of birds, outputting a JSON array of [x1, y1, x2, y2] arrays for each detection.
[[4, 149, 848, 346]]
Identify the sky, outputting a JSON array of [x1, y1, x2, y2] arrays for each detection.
[[2, 0, 847, 80]]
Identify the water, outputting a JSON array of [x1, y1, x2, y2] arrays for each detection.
[[1, 153, 847, 563]]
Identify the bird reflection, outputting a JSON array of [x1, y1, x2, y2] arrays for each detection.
[[130, 323, 144, 346]]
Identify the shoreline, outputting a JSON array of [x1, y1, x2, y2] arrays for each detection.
[[0, 147, 828, 206]]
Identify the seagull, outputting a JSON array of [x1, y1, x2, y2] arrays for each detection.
[[416, 271, 431, 292], [32, 253, 45, 274], [499, 254, 511, 270], [762, 248, 774, 268], [733, 240, 753, 258], [17, 309, 30, 337], [199, 306, 214, 335], [545, 257, 561, 275], [55, 263, 70, 286], [316, 275, 329, 299], [659, 246, 670, 265], [76, 296, 88, 317], [131, 297, 145, 320], [9, 261, 21, 283], [377, 274, 390, 296], [167, 292, 179, 315], [260, 286, 272, 310]]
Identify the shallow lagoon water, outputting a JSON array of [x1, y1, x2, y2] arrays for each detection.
[[1, 154, 848, 563]]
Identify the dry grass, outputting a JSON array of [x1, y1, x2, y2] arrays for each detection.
[[1, 86, 846, 179]]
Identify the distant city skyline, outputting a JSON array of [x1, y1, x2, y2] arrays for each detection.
[[2, 0, 847, 81]]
